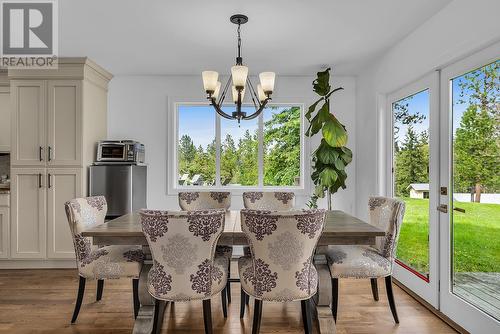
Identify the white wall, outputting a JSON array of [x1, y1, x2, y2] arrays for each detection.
[[108, 75, 357, 212], [355, 0, 500, 220]]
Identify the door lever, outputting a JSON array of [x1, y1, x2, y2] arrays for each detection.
[[453, 207, 466, 213], [437, 204, 448, 213]]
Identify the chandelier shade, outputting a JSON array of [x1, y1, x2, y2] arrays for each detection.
[[201, 14, 275, 122]]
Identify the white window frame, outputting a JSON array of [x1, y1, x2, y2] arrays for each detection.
[[167, 97, 309, 195]]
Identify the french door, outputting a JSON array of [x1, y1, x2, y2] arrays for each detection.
[[439, 43, 500, 333], [387, 72, 440, 308]]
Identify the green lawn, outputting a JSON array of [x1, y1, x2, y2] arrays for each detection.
[[396, 198, 500, 274]]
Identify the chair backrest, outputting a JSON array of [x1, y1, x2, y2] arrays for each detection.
[[240, 209, 325, 301], [178, 191, 231, 211], [368, 196, 406, 261], [242, 192, 295, 210], [139, 209, 226, 301], [64, 196, 107, 265]]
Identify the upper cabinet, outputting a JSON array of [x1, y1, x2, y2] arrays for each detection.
[[9, 58, 113, 168], [0, 73, 10, 152]]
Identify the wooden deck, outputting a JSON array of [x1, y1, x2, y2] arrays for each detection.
[[454, 272, 500, 319]]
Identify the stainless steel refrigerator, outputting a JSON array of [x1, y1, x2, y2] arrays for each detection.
[[89, 164, 147, 218]]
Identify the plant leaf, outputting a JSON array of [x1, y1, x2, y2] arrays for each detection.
[[316, 140, 339, 164], [322, 114, 348, 147], [340, 147, 353, 164], [313, 68, 331, 96], [305, 97, 323, 121], [325, 86, 344, 99], [319, 167, 338, 187], [317, 102, 330, 123], [334, 158, 345, 170]]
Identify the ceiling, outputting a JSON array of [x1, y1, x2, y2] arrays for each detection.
[[59, 0, 452, 76]]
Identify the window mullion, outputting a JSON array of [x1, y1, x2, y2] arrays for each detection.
[[215, 113, 221, 187], [258, 112, 264, 187]]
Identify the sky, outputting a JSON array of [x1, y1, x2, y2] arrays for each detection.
[[178, 105, 290, 149], [394, 59, 498, 145]]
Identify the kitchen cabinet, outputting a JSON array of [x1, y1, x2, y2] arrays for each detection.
[[0, 194, 9, 258], [4, 58, 112, 264], [46, 168, 81, 258], [0, 85, 10, 152], [10, 168, 46, 259]]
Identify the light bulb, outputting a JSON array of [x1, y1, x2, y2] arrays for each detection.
[[231, 65, 248, 88], [232, 86, 245, 103], [259, 72, 275, 94], [202, 71, 219, 92]]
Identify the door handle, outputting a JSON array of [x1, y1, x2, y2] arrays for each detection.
[[437, 204, 447, 213], [38, 173, 42, 188], [39, 146, 44, 161], [48, 173, 52, 188], [453, 207, 466, 213], [48, 146, 52, 161]]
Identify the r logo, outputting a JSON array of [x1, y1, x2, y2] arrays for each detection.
[[1, 1, 55, 55]]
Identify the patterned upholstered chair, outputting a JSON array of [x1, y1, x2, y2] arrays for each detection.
[[238, 209, 326, 334], [64, 196, 144, 323], [139, 209, 229, 334], [178, 191, 233, 304], [242, 191, 295, 210], [326, 196, 405, 323]]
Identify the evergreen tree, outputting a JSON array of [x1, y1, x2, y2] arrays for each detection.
[[395, 126, 428, 196], [221, 134, 238, 185], [237, 130, 258, 185]]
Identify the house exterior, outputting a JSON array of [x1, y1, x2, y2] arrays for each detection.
[[407, 183, 430, 199]]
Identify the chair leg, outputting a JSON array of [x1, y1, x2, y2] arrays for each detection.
[[301, 299, 312, 334], [151, 299, 163, 334], [96, 279, 104, 301], [203, 299, 213, 334], [331, 278, 339, 322], [370, 278, 379, 301], [71, 276, 86, 323], [226, 261, 231, 303], [240, 288, 247, 318], [221, 288, 228, 318], [385, 276, 399, 324], [132, 278, 140, 318], [252, 299, 263, 334]]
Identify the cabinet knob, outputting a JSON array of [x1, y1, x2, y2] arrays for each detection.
[[38, 173, 42, 188], [39, 147, 44, 161], [48, 146, 52, 161]]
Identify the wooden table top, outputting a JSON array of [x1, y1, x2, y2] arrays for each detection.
[[82, 210, 385, 246]]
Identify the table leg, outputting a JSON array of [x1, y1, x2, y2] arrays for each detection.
[[133, 246, 166, 334], [313, 247, 336, 334]]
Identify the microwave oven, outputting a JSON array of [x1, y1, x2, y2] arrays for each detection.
[[96, 140, 145, 164]]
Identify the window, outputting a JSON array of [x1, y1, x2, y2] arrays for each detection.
[[176, 104, 303, 189]]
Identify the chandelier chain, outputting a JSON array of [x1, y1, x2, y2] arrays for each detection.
[[237, 23, 242, 63]]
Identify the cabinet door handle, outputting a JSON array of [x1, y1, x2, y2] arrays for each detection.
[[39, 146, 44, 161], [48, 173, 52, 188], [38, 173, 42, 188], [48, 146, 52, 161]]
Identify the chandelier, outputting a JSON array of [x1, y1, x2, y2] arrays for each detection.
[[202, 14, 275, 123]]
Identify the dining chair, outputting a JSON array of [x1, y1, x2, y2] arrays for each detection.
[[178, 191, 233, 304], [238, 209, 326, 334], [326, 196, 406, 324], [242, 191, 295, 210], [64, 196, 144, 323], [139, 209, 229, 334]]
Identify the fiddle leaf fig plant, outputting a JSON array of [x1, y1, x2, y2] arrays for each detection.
[[305, 68, 352, 209]]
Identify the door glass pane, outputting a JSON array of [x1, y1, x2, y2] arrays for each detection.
[[178, 105, 216, 186], [220, 106, 258, 186], [451, 60, 500, 320], [392, 89, 430, 277], [263, 106, 301, 186]]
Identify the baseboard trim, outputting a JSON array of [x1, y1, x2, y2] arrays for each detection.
[[0, 260, 77, 269], [393, 278, 469, 334]]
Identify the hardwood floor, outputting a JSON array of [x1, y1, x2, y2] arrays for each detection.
[[0, 269, 457, 334]]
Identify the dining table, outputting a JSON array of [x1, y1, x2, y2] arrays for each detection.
[[82, 209, 385, 334]]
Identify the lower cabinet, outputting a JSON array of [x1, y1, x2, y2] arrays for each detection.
[[0, 205, 9, 258], [10, 168, 46, 259], [47, 168, 80, 258], [10, 168, 79, 260]]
